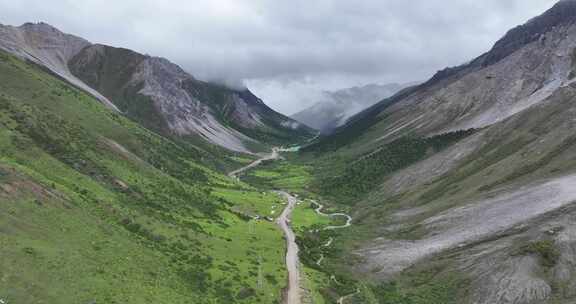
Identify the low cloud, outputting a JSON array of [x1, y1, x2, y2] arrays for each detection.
[[0, 0, 557, 114]]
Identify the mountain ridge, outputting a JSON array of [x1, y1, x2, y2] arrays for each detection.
[[0, 22, 314, 153], [4, 2, 576, 303], [308, 1, 573, 154], [300, 2, 576, 303]]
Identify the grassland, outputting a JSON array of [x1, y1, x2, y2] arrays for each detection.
[[0, 49, 466, 304], [308, 130, 476, 206], [241, 159, 314, 193], [240, 159, 365, 303], [301, 267, 330, 304], [291, 200, 331, 233], [0, 50, 288, 303]]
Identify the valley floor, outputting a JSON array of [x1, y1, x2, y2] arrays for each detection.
[[230, 149, 364, 304]]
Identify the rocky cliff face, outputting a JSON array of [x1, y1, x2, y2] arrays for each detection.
[[0, 22, 118, 110], [317, 0, 576, 156], [481, 0, 576, 67], [0, 23, 313, 153]]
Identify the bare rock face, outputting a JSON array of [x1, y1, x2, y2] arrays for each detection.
[[0, 22, 118, 110], [69, 44, 310, 152], [370, 23, 576, 145], [323, 1, 576, 157], [0, 22, 313, 152], [130, 56, 257, 152], [334, 3, 576, 303], [481, 0, 576, 67], [322, 1, 576, 155]]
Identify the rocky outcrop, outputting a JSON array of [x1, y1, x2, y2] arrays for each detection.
[[126, 56, 257, 152], [0, 22, 314, 152], [480, 0, 576, 67], [0, 22, 118, 110], [68, 43, 312, 152]]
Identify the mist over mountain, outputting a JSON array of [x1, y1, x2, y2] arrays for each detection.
[[0, 22, 314, 153], [1, 0, 552, 115], [291, 82, 417, 132], [7, 1, 576, 304]]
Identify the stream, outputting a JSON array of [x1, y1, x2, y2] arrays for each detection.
[[228, 148, 356, 304]]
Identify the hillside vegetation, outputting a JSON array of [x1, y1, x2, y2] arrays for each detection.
[[0, 50, 288, 304], [308, 130, 476, 205]]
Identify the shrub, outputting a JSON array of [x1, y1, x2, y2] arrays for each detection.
[[514, 240, 560, 267], [236, 287, 256, 300]]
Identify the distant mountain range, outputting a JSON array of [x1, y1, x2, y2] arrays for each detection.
[[0, 22, 314, 153], [291, 82, 417, 133]]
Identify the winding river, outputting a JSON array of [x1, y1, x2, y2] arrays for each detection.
[[312, 201, 353, 230], [228, 147, 355, 304]]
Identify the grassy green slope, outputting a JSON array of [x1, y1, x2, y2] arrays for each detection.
[[304, 130, 476, 206], [236, 159, 358, 303], [241, 159, 314, 193], [0, 51, 287, 304]]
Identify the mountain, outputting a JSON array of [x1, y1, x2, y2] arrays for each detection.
[[5, 2, 576, 303], [291, 82, 416, 133], [0, 46, 291, 303], [310, 0, 576, 154], [0, 22, 314, 153], [303, 1, 576, 303]]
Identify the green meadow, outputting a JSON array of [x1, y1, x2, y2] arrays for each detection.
[[0, 50, 289, 304]]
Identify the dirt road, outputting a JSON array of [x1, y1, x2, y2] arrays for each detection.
[[228, 148, 301, 304], [276, 191, 301, 304], [228, 148, 280, 178]]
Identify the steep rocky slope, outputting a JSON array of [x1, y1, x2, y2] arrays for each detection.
[[291, 82, 415, 133], [0, 22, 313, 153], [303, 1, 576, 303], [348, 86, 576, 303], [0, 22, 118, 110], [310, 0, 576, 156]]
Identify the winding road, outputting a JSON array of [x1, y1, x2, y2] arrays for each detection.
[[228, 148, 280, 179], [228, 148, 301, 304], [276, 191, 302, 304], [228, 147, 356, 304]]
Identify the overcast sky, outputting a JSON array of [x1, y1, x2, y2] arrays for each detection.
[[0, 0, 557, 115]]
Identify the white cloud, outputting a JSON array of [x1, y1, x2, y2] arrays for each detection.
[[0, 0, 558, 114]]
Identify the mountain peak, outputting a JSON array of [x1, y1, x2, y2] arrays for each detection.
[[423, 0, 576, 86], [20, 21, 61, 32], [481, 0, 576, 66], [10, 22, 91, 47]]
